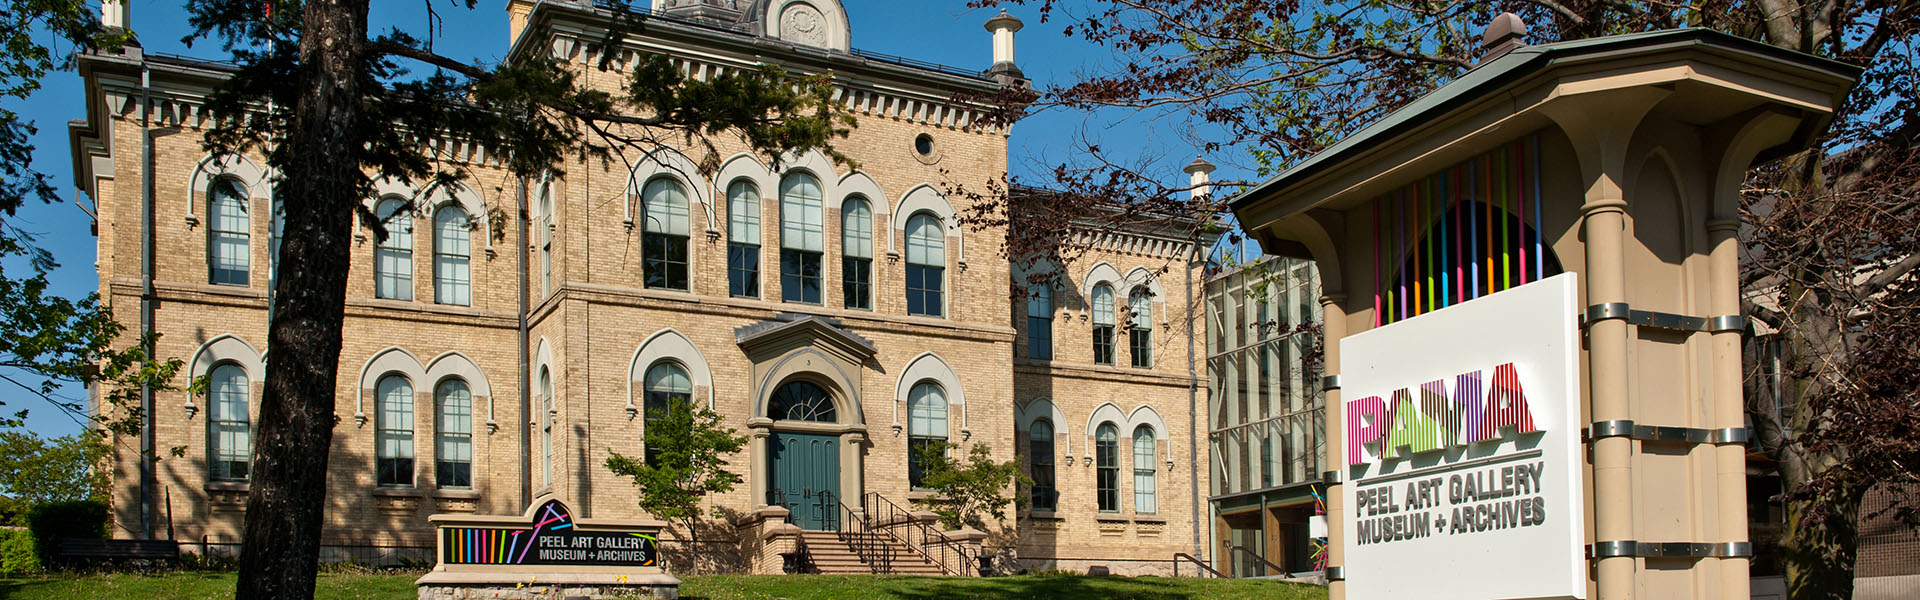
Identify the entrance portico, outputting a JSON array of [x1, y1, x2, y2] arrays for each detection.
[[738, 315, 874, 527]]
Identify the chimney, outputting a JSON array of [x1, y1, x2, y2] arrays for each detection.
[[1479, 13, 1527, 63], [984, 10, 1025, 85], [1184, 157, 1216, 200], [101, 0, 129, 30]]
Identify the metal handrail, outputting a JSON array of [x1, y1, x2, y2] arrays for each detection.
[[824, 491, 893, 574], [863, 492, 976, 576], [1226, 545, 1294, 578], [1173, 553, 1226, 578]]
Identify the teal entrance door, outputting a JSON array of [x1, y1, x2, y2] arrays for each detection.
[[770, 432, 841, 530]]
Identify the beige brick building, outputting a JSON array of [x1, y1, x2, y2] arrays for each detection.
[[71, 0, 1210, 575]]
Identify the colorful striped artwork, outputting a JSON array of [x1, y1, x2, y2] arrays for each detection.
[[439, 499, 659, 567], [1373, 135, 1557, 326]]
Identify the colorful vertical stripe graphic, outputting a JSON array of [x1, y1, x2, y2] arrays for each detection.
[[441, 500, 576, 565], [1372, 135, 1556, 326]]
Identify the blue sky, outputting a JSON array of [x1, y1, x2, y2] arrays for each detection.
[[8, 0, 1241, 437]]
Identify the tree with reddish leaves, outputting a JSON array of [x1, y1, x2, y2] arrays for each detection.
[[968, 0, 1917, 597]]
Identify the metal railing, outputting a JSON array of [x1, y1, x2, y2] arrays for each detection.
[[1226, 545, 1295, 578], [1173, 552, 1226, 578], [863, 492, 976, 576], [194, 539, 432, 569], [823, 491, 894, 574]]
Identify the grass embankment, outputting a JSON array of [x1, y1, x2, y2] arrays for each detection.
[[0, 572, 1326, 599]]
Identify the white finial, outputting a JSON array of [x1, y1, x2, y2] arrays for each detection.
[[1184, 157, 1216, 200], [985, 10, 1024, 78], [102, 0, 129, 29]]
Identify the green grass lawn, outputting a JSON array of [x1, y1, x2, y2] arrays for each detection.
[[0, 572, 1325, 599]]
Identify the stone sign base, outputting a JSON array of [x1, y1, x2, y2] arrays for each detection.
[[416, 571, 681, 600]]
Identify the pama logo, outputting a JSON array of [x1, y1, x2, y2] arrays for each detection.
[[1346, 363, 1537, 466]]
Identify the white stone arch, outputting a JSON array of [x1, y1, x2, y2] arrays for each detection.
[[714, 153, 776, 230], [892, 184, 960, 259], [1084, 402, 1127, 463], [1082, 262, 1125, 301], [186, 334, 264, 417], [422, 181, 491, 255], [425, 351, 494, 432], [626, 147, 714, 234], [759, 0, 852, 52], [531, 337, 556, 428], [1127, 405, 1172, 468], [754, 347, 865, 424], [836, 171, 887, 208], [628, 328, 716, 414], [187, 153, 267, 223], [894, 352, 967, 439], [354, 346, 427, 428], [1017, 397, 1072, 456]]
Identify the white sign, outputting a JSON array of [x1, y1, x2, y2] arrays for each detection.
[[1339, 273, 1584, 600]]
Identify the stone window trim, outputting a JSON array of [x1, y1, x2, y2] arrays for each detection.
[[891, 352, 966, 439], [890, 184, 963, 271], [1082, 403, 1173, 472], [627, 328, 716, 418], [624, 146, 717, 236], [185, 153, 266, 228], [1081, 263, 1167, 329], [351, 347, 495, 490], [186, 333, 265, 418]]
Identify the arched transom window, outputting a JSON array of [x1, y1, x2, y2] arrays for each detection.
[[770, 380, 837, 422]]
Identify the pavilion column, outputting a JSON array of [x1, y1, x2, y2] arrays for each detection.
[[1320, 293, 1348, 599]]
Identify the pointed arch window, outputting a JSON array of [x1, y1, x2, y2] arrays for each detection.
[[208, 179, 250, 286], [1029, 419, 1056, 511], [1129, 287, 1152, 368], [907, 382, 948, 488], [643, 362, 692, 465], [779, 173, 824, 304], [208, 363, 250, 481], [375, 375, 415, 487], [1027, 284, 1052, 360], [374, 197, 414, 300], [435, 379, 473, 488], [841, 196, 873, 310], [538, 183, 554, 297], [434, 206, 472, 306], [1096, 423, 1119, 511], [905, 213, 945, 317], [1133, 425, 1157, 513], [727, 181, 762, 298], [1091, 284, 1116, 365], [539, 367, 553, 489], [642, 178, 690, 291]]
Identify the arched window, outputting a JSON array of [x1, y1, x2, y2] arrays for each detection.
[[643, 362, 691, 465], [841, 196, 873, 310], [770, 380, 837, 422], [375, 374, 415, 487], [1026, 284, 1052, 360], [907, 381, 948, 488], [642, 178, 690, 291], [538, 183, 553, 297], [373, 197, 414, 300], [269, 200, 285, 288], [779, 173, 824, 304], [1129, 287, 1152, 368], [208, 179, 250, 286], [1133, 425, 1157, 513], [1095, 423, 1119, 512], [207, 363, 250, 480], [727, 181, 762, 298], [539, 367, 553, 489], [1029, 419, 1055, 511], [434, 206, 472, 306], [905, 213, 945, 317], [435, 379, 473, 488], [1091, 284, 1116, 365]]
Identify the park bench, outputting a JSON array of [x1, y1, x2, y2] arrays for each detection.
[[50, 538, 180, 569]]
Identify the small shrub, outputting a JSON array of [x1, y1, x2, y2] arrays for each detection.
[[26, 500, 109, 567], [0, 528, 38, 575]]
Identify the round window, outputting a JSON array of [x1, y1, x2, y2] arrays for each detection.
[[914, 134, 935, 156]]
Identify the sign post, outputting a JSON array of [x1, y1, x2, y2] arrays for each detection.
[[416, 495, 680, 598]]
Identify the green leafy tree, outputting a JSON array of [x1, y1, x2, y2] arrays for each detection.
[[0, 429, 109, 514], [605, 395, 748, 567], [911, 441, 1030, 530], [164, 2, 851, 595]]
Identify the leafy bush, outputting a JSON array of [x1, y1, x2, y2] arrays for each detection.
[[26, 500, 108, 566], [0, 528, 38, 575]]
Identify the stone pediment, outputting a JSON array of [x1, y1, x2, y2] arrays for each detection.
[[734, 313, 876, 362]]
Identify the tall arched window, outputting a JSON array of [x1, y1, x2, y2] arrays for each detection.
[[207, 363, 250, 480], [1128, 287, 1152, 368], [1026, 284, 1052, 360], [269, 200, 285, 288], [907, 381, 948, 488], [434, 206, 472, 306], [538, 182, 553, 297], [375, 375, 415, 487], [1132, 425, 1157, 513], [727, 181, 761, 298], [373, 197, 414, 300], [779, 173, 824, 304], [435, 379, 473, 488], [643, 362, 692, 465], [539, 367, 553, 489], [1095, 423, 1119, 512], [1091, 284, 1116, 365], [1029, 419, 1055, 511], [208, 179, 250, 286], [770, 380, 837, 422], [841, 196, 873, 310], [642, 178, 690, 290], [905, 213, 945, 317]]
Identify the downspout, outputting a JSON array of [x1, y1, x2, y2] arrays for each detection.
[[1186, 238, 1201, 558], [517, 176, 532, 508], [138, 63, 156, 540]]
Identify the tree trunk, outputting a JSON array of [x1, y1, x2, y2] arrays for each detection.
[[235, 1, 369, 598], [1786, 494, 1861, 600]]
